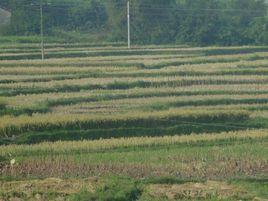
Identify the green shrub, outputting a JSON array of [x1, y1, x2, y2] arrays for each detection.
[[70, 177, 141, 201]]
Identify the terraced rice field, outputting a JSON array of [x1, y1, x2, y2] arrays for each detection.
[[0, 44, 268, 200]]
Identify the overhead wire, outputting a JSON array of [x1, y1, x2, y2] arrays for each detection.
[[12, 2, 267, 14], [15, 3, 267, 20]]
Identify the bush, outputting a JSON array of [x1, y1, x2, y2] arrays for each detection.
[[70, 177, 141, 201]]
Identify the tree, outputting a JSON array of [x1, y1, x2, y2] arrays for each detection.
[[68, 0, 108, 32], [1, 0, 267, 45], [175, 0, 221, 45], [131, 0, 177, 44]]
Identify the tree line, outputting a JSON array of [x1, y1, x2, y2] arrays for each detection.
[[1, 0, 268, 45]]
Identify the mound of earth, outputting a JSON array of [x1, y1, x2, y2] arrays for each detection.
[[0, 178, 95, 201], [147, 181, 250, 200]]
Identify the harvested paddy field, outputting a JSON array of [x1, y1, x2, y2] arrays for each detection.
[[0, 44, 267, 200]]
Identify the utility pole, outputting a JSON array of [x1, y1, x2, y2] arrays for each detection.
[[40, 3, 44, 60], [127, 1, 131, 49]]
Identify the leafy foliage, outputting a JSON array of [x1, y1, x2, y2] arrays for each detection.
[[70, 177, 141, 201], [1, 0, 267, 45]]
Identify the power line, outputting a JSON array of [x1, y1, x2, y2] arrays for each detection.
[[16, 4, 267, 19], [131, 11, 264, 17], [14, 2, 267, 14], [132, 6, 266, 14]]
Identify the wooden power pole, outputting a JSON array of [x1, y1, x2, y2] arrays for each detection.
[[40, 4, 44, 60], [127, 1, 131, 49]]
